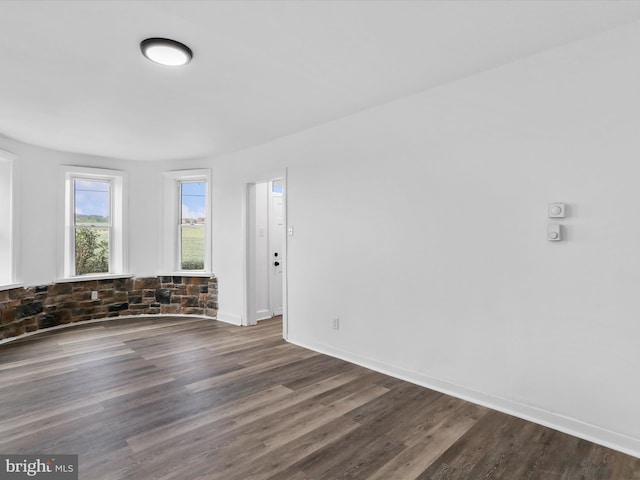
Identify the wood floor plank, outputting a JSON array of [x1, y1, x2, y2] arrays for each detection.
[[1, 315, 639, 480], [126, 385, 293, 453], [238, 417, 362, 480], [415, 411, 526, 480], [292, 426, 405, 480], [367, 412, 480, 480]]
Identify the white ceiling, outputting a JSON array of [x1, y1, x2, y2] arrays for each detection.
[[1, 0, 640, 162]]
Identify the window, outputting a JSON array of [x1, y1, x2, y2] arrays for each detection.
[[179, 181, 207, 270], [272, 179, 284, 194], [0, 149, 17, 287], [61, 167, 127, 278], [162, 169, 211, 273], [73, 178, 111, 275]]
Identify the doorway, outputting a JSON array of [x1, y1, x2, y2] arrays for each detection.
[[244, 172, 287, 336]]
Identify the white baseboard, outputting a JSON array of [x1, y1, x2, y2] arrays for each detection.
[[288, 336, 640, 460], [256, 309, 272, 322], [215, 311, 242, 326]]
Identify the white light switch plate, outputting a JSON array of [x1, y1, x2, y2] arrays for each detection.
[[547, 224, 561, 241], [548, 203, 566, 218]]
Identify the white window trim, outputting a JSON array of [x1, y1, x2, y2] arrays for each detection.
[[161, 169, 212, 274], [59, 166, 128, 280], [55, 273, 133, 284], [0, 148, 18, 288]]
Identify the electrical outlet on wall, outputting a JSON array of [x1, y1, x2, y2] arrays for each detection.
[[332, 317, 340, 330], [91, 291, 98, 300]]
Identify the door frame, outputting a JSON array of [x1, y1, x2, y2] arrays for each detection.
[[242, 168, 288, 339]]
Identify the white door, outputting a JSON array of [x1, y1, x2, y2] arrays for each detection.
[[253, 182, 270, 321], [268, 180, 284, 316]]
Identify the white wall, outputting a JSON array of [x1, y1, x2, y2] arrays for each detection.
[[0, 150, 16, 286], [191, 22, 640, 457], [0, 136, 160, 285]]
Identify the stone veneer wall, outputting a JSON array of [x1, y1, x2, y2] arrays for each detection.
[[0, 275, 218, 340]]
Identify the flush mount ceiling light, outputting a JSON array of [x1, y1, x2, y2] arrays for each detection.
[[140, 38, 193, 66]]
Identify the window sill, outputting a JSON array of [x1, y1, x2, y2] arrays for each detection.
[[0, 282, 24, 292], [159, 272, 214, 278], [56, 273, 134, 283]]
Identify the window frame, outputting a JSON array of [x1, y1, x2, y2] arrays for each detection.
[[0, 149, 18, 289], [161, 169, 211, 274], [72, 177, 113, 276], [60, 166, 128, 279], [178, 180, 207, 271]]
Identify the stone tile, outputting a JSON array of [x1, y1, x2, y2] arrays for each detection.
[[1, 275, 218, 340], [155, 289, 171, 304], [160, 304, 181, 314], [186, 285, 200, 296]]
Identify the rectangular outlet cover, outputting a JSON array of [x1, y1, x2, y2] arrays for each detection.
[[547, 224, 561, 241], [332, 317, 339, 330]]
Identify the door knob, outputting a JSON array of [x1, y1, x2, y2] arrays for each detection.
[[274, 261, 280, 266]]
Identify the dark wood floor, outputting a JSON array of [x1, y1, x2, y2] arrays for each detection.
[[1, 316, 639, 480]]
